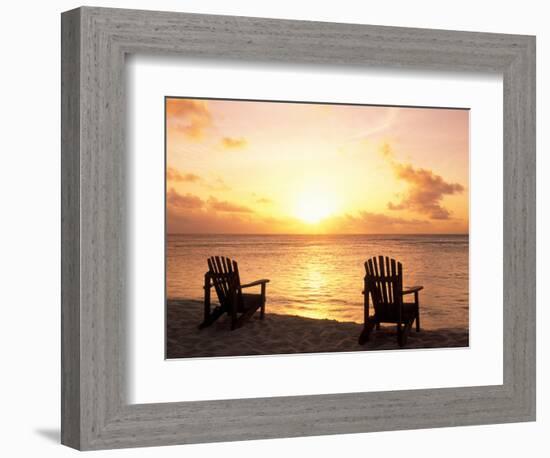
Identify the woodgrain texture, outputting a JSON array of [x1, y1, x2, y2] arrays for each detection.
[[61, 7, 81, 449], [61, 6, 536, 450]]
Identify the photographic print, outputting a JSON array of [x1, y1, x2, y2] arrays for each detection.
[[165, 97, 469, 358]]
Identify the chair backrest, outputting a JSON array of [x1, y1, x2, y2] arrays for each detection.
[[364, 256, 403, 315], [207, 256, 242, 308]]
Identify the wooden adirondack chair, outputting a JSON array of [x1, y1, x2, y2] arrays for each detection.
[[359, 256, 423, 347], [199, 256, 270, 330]]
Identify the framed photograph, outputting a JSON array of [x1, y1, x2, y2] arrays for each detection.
[[165, 97, 470, 358], [61, 6, 535, 450]]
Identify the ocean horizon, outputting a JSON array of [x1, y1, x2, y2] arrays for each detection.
[[167, 233, 469, 330]]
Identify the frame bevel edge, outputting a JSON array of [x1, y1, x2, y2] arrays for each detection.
[[503, 33, 536, 422], [80, 384, 519, 450], [81, 6, 532, 76], [61, 6, 82, 451], [80, 5, 535, 42]]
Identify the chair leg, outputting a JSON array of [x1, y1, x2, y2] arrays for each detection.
[[199, 306, 225, 329], [358, 320, 375, 345], [260, 284, 266, 319], [398, 321, 413, 347], [260, 283, 265, 320], [415, 292, 420, 332], [397, 324, 404, 347], [233, 305, 259, 330], [358, 325, 371, 344], [260, 300, 265, 320]]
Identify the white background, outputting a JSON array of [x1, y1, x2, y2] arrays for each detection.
[[0, 1, 546, 457], [129, 58, 503, 403]]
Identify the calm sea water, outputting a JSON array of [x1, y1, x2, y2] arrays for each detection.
[[167, 234, 469, 329]]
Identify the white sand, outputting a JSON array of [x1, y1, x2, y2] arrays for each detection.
[[167, 300, 468, 358]]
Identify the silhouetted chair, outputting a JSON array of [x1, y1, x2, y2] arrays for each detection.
[[359, 256, 423, 347], [199, 256, 270, 330]]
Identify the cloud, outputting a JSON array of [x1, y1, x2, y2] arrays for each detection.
[[357, 211, 426, 227], [166, 188, 204, 209], [166, 99, 211, 140], [167, 204, 279, 234], [166, 167, 202, 183], [207, 196, 254, 213], [166, 168, 231, 191], [322, 211, 429, 234], [166, 189, 261, 233], [381, 143, 464, 220], [167, 208, 280, 234], [220, 137, 247, 150], [388, 163, 464, 219]]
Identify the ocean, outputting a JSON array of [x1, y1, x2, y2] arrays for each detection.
[[166, 234, 469, 329]]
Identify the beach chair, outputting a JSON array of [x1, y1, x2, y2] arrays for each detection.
[[199, 256, 270, 330], [359, 256, 423, 347]]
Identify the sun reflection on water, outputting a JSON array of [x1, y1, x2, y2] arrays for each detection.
[[167, 234, 469, 329]]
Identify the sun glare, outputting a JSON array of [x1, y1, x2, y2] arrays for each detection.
[[295, 189, 336, 224]]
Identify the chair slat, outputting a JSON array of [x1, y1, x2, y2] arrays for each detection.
[[378, 256, 388, 304], [223, 256, 232, 275], [212, 256, 225, 300], [364, 256, 403, 310], [373, 258, 379, 303], [385, 256, 392, 303], [232, 260, 240, 284], [398, 262, 403, 293], [390, 258, 397, 304], [208, 257, 224, 304], [370, 258, 379, 304], [214, 256, 228, 298]]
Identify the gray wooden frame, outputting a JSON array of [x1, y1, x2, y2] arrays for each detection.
[[61, 6, 536, 451]]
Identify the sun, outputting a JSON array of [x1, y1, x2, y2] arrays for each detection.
[[295, 189, 337, 224]]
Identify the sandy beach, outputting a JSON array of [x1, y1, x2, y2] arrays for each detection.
[[167, 299, 469, 359]]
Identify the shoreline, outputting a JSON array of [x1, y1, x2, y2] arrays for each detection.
[[166, 299, 469, 359]]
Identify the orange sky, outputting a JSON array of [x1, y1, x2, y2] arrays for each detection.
[[166, 98, 469, 234]]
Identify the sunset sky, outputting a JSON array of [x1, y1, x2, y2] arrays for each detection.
[[166, 98, 469, 234]]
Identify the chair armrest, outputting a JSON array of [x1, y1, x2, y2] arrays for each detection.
[[402, 285, 423, 295], [241, 279, 270, 289]]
